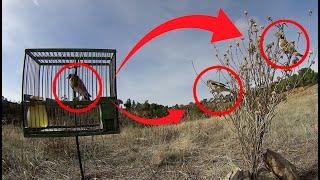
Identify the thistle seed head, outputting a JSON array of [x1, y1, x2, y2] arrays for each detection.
[[309, 9, 313, 16]]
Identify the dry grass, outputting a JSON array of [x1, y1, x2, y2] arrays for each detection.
[[2, 85, 318, 179]]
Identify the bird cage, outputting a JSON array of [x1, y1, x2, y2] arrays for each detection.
[[21, 48, 120, 137]]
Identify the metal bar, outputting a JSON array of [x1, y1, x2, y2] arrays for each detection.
[[37, 64, 41, 128], [41, 66, 44, 99], [113, 52, 119, 129], [46, 65, 49, 100], [41, 63, 110, 66], [45, 124, 101, 128], [25, 48, 116, 53], [76, 136, 84, 180], [73, 59, 85, 180], [114, 52, 117, 99], [21, 53, 27, 128], [25, 51, 41, 65], [50, 64, 53, 99], [35, 56, 111, 61], [94, 53, 98, 98], [23, 130, 120, 138], [109, 56, 113, 97], [37, 64, 41, 98], [33, 60, 36, 99], [110, 49, 117, 60]]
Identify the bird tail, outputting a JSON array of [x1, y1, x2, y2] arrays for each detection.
[[223, 87, 231, 92], [295, 52, 303, 57], [84, 93, 91, 101]]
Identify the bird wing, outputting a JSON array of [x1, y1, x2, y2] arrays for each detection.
[[221, 86, 231, 91], [76, 77, 91, 97], [213, 81, 227, 87], [280, 39, 298, 54], [207, 84, 215, 91], [70, 77, 77, 89], [70, 76, 91, 98], [285, 42, 295, 50]]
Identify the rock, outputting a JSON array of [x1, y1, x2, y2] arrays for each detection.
[[224, 164, 287, 180], [223, 166, 250, 180], [224, 166, 242, 180], [263, 149, 300, 180], [257, 168, 279, 180]]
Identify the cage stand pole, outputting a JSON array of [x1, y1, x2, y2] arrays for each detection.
[[76, 136, 84, 180], [74, 62, 85, 180]]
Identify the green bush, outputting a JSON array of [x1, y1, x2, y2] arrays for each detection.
[[276, 68, 318, 91]]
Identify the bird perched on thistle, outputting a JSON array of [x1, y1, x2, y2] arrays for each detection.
[[279, 35, 303, 57], [206, 80, 231, 94], [67, 74, 91, 101]]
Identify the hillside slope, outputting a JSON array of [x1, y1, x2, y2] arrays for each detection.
[[2, 85, 318, 179]]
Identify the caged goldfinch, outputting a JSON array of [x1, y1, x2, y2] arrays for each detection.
[[67, 74, 91, 101], [206, 80, 231, 94], [279, 35, 303, 57]]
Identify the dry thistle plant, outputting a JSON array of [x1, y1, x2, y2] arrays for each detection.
[[206, 10, 317, 178]]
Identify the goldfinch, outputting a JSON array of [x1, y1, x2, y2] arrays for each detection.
[[67, 74, 91, 100], [279, 35, 303, 57], [206, 80, 231, 94]]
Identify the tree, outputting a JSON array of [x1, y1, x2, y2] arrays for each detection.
[[132, 100, 136, 109], [208, 11, 316, 179], [124, 99, 132, 109]]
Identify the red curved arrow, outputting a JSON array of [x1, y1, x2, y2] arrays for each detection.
[[113, 103, 185, 125], [116, 8, 242, 75]]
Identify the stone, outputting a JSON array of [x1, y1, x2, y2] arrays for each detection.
[[257, 168, 279, 180], [263, 149, 300, 180], [224, 167, 251, 180], [224, 166, 242, 180]]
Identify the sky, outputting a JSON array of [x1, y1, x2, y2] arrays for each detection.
[[2, 0, 318, 105]]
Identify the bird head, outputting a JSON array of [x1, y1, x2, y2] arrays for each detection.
[[67, 74, 74, 79], [279, 34, 285, 39], [207, 79, 218, 86]]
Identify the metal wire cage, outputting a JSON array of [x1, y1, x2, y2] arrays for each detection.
[[21, 48, 120, 137]]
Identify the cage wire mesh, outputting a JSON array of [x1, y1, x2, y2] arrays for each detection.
[[22, 49, 119, 137]]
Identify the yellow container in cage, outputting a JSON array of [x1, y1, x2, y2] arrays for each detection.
[[27, 105, 48, 128]]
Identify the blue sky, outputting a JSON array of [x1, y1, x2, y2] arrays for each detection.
[[3, 0, 318, 105]]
